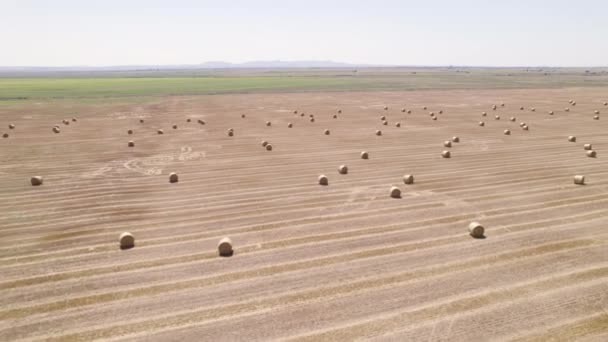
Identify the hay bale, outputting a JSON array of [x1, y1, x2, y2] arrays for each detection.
[[439, 110, 443, 114], [128, 140, 135, 147], [376, 130, 382, 136], [30, 176, 43, 186], [482, 112, 487, 116], [338, 165, 348, 174], [119, 232, 135, 249], [140, 119, 144, 123], [310, 118, 315, 122], [401, 108, 406, 112], [492, 105, 497, 110], [520, 122, 526, 127], [531, 107, 536, 112], [2, 133, 8, 138], [338, 109, 342, 113], [266, 121, 272, 126], [8, 124, 15, 129], [452, 136, 460, 142], [157, 129, 164, 134], [287, 123, 293, 128], [309, 114, 314, 118], [294, 110, 298, 114], [407, 110, 411, 114], [594, 115, 600, 120], [360, 151, 369, 159], [584, 144, 593, 150], [573, 175, 585, 185], [384, 106, 388, 110], [318, 174, 328, 185], [261, 141, 268, 147], [504, 129, 511, 135], [586, 150, 597, 158], [380, 115, 386, 121], [172, 124, 178, 129], [403, 174, 414, 184], [569, 100, 573, 104], [572, 102, 576, 106], [241, 114, 246, 118], [127, 129, 133, 135], [520, 106, 524, 110], [187, 118, 192, 122], [423, 106, 427, 110], [266, 144, 273, 151], [333, 114, 338, 119], [468, 222, 485, 238], [594, 110, 600, 115], [395, 122, 401, 127], [300, 113, 305, 117], [549, 111, 554, 115], [510, 117, 516, 121], [501, 103, 505, 107], [568, 136, 576, 142], [442, 150, 451, 158], [604, 102, 607, 106], [228, 130, 234, 136], [390, 186, 401, 198], [383, 120, 389, 125], [169, 172, 179, 183], [72, 117, 77, 122], [495, 115, 500, 120], [218, 237, 233, 257], [444, 140, 452, 147], [429, 112, 435, 116], [565, 107, 570, 112], [479, 121, 485, 126], [324, 129, 330, 135], [52, 126, 61, 133], [522, 125, 529, 130], [432, 116, 437, 121], [63, 120, 70, 125]]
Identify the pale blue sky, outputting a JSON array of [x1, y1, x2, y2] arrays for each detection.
[[2, 0, 607, 67]]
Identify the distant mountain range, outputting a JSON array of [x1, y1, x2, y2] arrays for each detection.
[[0, 60, 372, 72]]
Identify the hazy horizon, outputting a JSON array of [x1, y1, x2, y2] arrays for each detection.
[[3, 0, 608, 67]]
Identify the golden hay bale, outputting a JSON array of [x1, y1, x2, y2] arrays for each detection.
[[452, 136, 460, 143], [172, 124, 178, 129], [128, 140, 135, 147], [380, 115, 386, 121], [549, 111, 554, 115], [395, 122, 401, 127], [288, 123, 293, 128], [261, 140, 268, 147], [492, 105, 497, 110], [169, 172, 179, 183], [2, 133, 8, 138], [573, 175, 585, 185], [52, 126, 61, 133], [594, 110, 600, 114], [401, 108, 406, 112], [30, 176, 43, 186], [442, 150, 451, 158], [432, 116, 437, 121], [568, 136, 576, 142], [376, 130, 382, 136], [199, 119, 206, 125], [586, 150, 597, 158], [522, 125, 529, 131], [468, 222, 485, 238], [318, 174, 328, 185], [565, 107, 570, 112], [594, 115, 600, 120], [572, 102, 576, 106], [390, 186, 401, 198], [128, 129, 133, 135], [495, 115, 500, 120], [63, 120, 70, 125], [310, 118, 315, 122], [266, 121, 272, 126], [444, 140, 452, 148], [403, 174, 414, 184], [324, 129, 330, 135], [531, 107, 536, 112], [504, 129, 511, 135], [584, 144, 592, 150], [309, 114, 314, 118], [569, 100, 573, 104], [384, 106, 388, 110], [519, 122, 526, 127], [8, 124, 15, 129], [429, 111, 435, 116], [479, 121, 485, 126], [360, 151, 369, 159], [482, 112, 487, 116], [119, 232, 135, 249], [604, 102, 607, 106], [510, 117, 516, 121], [157, 129, 164, 134], [383, 120, 388, 125], [265, 144, 273, 151], [338, 165, 348, 174], [218, 237, 233, 257]]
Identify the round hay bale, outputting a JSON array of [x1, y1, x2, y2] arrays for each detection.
[[479, 121, 485, 126], [565, 107, 570, 112], [520, 106, 524, 110], [504, 129, 511, 135], [360, 151, 369, 159], [228, 130, 234, 137], [2, 133, 8, 138], [495, 115, 500, 120], [310, 118, 315, 122], [380, 115, 386, 121], [401, 108, 406, 112], [172, 124, 178, 129], [492, 105, 497, 110], [309, 114, 314, 118], [444, 140, 452, 148], [8, 124, 15, 129], [452, 136, 460, 143], [266, 121, 271, 126], [569, 100, 573, 104], [294, 110, 298, 114], [169, 172, 179, 183], [594, 110, 600, 115], [604, 102, 607, 106], [594, 115, 600, 120], [338, 165, 348, 174], [72, 117, 77, 122], [157, 129, 164, 134], [549, 111, 554, 115], [384, 106, 388, 110], [265, 144, 273, 151], [30, 176, 43, 186], [261, 140, 268, 147], [522, 125, 529, 131], [395, 122, 401, 127], [510, 117, 516, 121], [333, 114, 338, 119], [187, 118, 192, 122], [376, 130, 382, 136], [119, 232, 135, 249], [429, 111, 435, 116], [338, 109, 342, 113], [468, 222, 485, 238], [390, 186, 401, 198], [383, 120, 388, 125], [432, 116, 437, 121], [439, 110, 443, 114], [482, 112, 487, 116], [218, 237, 233, 257], [520, 122, 526, 127], [140, 119, 145, 123], [241, 114, 246, 118], [300, 113, 305, 117], [403, 174, 414, 184], [584, 144, 592, 150], [318, 174, 328, 185], [531, 107, 536, 112], [407, 110, 411, 114], [572, 102, 577, 106], [287, 123, 293, 128], [324, 129, 330, 135], [573, 175, 585, 185], [63, 120, 70, 125], [199, 119, 206, 125], [128, 129, 133, 135], [128, 140, 135, 147], [442, 150, 451, 158], [568, 136, 576, 142], [501, 103, 505, 107], [52, 126, 61, 134], [586, 150, 597, 158]]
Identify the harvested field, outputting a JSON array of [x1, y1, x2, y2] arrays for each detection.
[[1, 85, 608, 341]]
